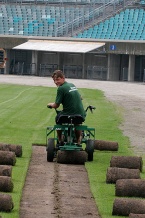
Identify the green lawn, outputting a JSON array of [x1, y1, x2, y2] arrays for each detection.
[[0, 84, 144, 218]]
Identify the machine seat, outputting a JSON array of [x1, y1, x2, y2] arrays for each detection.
[[56, 114, 85, 124]]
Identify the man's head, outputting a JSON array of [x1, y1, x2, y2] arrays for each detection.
[[52, 70, 65, 87]]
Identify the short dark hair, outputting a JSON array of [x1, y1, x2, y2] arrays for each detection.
[[52, 70, 65, 79]]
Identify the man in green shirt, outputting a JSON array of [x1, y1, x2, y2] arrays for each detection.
[[47, 70, 86, 145]]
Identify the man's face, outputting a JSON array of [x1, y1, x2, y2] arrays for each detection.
[[53, 76, 65, 87]]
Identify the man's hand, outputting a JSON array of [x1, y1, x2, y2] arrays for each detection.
[[47, 103, 60, 109], [47, 103, 54, 108]]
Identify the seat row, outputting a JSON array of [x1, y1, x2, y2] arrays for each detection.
[[0, 3, 94, 36], [75, 8, 145, 40], [0, 0, 107, 4]]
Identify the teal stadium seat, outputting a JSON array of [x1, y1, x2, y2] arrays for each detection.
[[77, 8, 145, 40], [140, 0, 145, 5], [0, 2, 145, 40]]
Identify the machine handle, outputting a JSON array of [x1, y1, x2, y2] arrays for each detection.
[[85, 105, 96, 113]]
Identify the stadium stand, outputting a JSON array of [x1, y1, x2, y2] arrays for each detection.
[[74, 8, 145, 40], [0, 0, 145, 81], [0, 0, 139, 38], [0, 3, 94, 36]]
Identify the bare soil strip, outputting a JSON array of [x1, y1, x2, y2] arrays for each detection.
[[58, 164, 100, 218], [20, 146, 55, 218], [20, 146, 100, 218]]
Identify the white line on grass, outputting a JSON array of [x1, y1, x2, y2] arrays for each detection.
[[0, 87, 34, 106]]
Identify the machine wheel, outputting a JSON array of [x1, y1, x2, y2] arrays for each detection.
[[85, 139, 94, 161], [46, 138, 55, 162]]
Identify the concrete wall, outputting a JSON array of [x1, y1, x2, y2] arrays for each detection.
[[128, 55, 135, 81], [107, 54, 120, 80]]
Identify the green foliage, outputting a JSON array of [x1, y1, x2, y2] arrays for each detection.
[[0, 84, 143, 218]]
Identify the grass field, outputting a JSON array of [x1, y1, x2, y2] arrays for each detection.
[[0, 84, 144, 218]]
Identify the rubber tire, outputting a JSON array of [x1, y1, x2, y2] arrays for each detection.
[[85, 139, 94, 161], [47, 138, 55, 162]]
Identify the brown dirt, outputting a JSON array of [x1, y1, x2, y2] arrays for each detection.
[[1, 75, 145, 218], [20, 146, 100, 218]]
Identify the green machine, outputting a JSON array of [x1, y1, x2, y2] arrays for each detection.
[[46, 105, 95, 164]]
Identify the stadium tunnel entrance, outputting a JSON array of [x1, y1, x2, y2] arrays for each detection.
[[12, 39, 106, 79]]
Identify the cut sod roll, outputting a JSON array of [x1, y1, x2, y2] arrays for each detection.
[[94, 140, 118, 151], [110, 156, 143, 171], [0, 193, 14, 212], [0, 151, 16, 166], [0, 143, 22, 157], [115, 179, 145, 197], [0, 176, 14, 192], [0, 165, 12, 177], [112, 198, 145, 216], [57, 150, 88, 164], [106, 167, 140, 183]]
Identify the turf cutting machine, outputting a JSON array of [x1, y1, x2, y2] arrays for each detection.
[[46, 105, 96, 164]]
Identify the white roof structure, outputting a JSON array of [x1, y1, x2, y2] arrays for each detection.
[[13, 40, 105, 53]]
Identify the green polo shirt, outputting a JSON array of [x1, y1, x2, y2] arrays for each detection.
[[55, 81, 86, 119]]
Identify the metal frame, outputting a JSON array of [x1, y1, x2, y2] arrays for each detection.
[[46, 123, 95, 151]]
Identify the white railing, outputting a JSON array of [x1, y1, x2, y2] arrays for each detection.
[[55, 0, 139, 36]]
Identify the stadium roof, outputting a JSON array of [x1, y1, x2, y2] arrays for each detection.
[[13, 40, 105, 53]]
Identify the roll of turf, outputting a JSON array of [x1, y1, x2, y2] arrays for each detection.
[[57, 150, 87, 164], [115, 179, 145, 197], [112, 198, 145, 216], [0, 143, 22, 157], [0, 151, 16, 166], [0, 176, 13, 192], [94, 140, 118, 151], [106, 167, 140, 183], [110, 156, 143, 171], [0, 193, 14, 212], [0, 165, 12, 177]]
